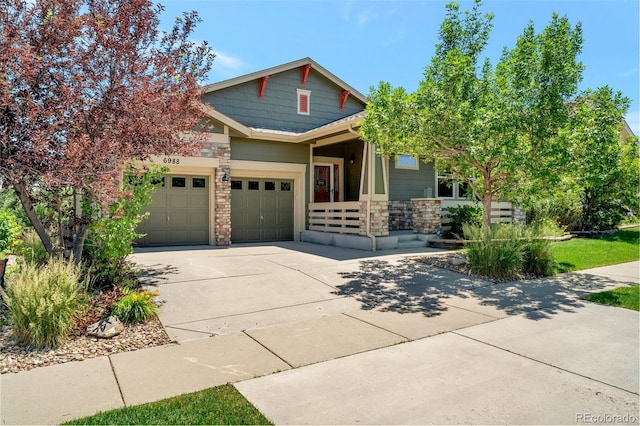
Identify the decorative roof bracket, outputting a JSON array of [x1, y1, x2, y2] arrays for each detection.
[[300, 64, 311, 86], [258, 76, 269, 99], [340, 90, 350, 110]]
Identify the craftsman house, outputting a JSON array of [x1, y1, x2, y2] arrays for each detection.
[[137, 58, 521, 250]]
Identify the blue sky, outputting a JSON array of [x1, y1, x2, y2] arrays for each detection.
[[157, 0, 640, 134]]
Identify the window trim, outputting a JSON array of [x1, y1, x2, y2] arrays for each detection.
[[297, 89, 311, 115], [395, 154, 419, 170]]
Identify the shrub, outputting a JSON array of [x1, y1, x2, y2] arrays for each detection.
[[463, 224, 524, 279], [445, 205, 482, 239], [463, 223, 557, 279], [83, 165, 166, 287], [111, 289, 158, 324], [0, 209, 23, 253], [1, 258, 87, 349]]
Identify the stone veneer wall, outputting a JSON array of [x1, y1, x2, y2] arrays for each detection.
[[411, 198, 441, 234], [512, 206, 526, 225], [388, 201, 413, 231], [201, 140, 231, 246], [359, 201, 390, 237]]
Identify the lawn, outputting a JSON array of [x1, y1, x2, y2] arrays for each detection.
[[552, 226, 640, 273], [583, 285, 640, 311], [63, 385, 273, 425]]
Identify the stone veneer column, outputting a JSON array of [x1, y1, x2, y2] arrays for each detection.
[[358, 200, 389, 237], [411, 198, 442, 234], [205, 142, 231, 246]]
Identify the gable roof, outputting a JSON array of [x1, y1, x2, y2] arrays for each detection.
[[201, 57, 368, 105]]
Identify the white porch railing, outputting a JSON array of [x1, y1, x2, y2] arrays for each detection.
[[441, 200, 514, 227], [308, 202, 361, 234]]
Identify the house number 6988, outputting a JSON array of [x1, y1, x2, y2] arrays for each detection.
[[162, 158, 180, 165]]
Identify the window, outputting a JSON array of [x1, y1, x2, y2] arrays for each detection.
[[171, 177, 186, 188], [297, 89, 311, 115], [192, 177, 206, 188], [280, 182, 291, 191], [436, 168, 473, 199], [248, 181, 259, 190], [264, 181, 275, 191], [395, 154, 419, 170], [230, 180, 242, 190]]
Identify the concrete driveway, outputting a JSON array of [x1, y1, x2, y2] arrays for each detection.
[[129, 242, 639, 425], [3, 242, 638, 425]]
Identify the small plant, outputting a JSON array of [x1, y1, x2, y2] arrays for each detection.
[[112, 289, 158, 324], [1, 258, 87, 349], [463, 223, 558, 279], [18, 228, 49, 265], [463, 223, 524, 279], [0, 209, 23, 253], [445, 205, 482, 239]]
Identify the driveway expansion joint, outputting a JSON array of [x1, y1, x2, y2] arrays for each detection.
[[108, 355, 127, 408]]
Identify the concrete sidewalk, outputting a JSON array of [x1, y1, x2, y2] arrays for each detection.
[[1, 243, 638, 425]]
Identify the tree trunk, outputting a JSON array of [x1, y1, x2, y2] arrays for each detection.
[[11, 179, 56, 257], [481, 177, 493, 230]]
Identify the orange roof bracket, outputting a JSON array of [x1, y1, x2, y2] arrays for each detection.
[[340, 90, 350, 110], [258, 76, 269, 99], [301, 64, 311, 86]]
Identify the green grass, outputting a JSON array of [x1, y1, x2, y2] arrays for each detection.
[[63, 385, 273, 425], [583, 285, 640, 311], [551, 227, 639, 273]]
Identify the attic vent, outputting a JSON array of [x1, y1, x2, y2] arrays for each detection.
[[297, 89, 311, 115]]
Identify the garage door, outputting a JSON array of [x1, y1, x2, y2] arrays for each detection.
[[137, 175, 209, 246], [231, 178, 294, 243]]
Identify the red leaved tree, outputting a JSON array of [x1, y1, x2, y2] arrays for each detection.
[[1, 0, 214, 261]]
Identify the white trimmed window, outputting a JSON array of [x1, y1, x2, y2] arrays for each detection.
[[395, 154, 419, 170], [297, 89, 311, 115], [436, 167, 473, 199]]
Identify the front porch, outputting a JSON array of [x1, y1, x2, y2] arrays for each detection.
[[303, 120, 524, 251]]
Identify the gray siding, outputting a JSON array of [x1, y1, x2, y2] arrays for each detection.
[[202, 68, 364, 133], [231, 138, 309, 164], [388, 159, 436, 201]]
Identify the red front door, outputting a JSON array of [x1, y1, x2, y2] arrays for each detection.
[[314, 165, 331, 202], [314, 164, 341, 202]]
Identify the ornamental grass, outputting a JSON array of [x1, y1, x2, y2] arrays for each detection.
[[1, 258, 87, 349]]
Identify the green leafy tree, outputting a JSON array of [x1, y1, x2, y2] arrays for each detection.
[[563, 87, 638, 230], [361, 0, 586, 228]]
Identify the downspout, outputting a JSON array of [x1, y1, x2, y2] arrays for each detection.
[[349, 125, 376, 251]]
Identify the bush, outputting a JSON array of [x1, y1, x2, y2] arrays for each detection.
[[463, 224, 524, 279], [445, 205, 482, 239], [1, 258, 87, 349], [111, 289, 158, 324], [463, 223, 557, 280], [0, 209, 23, 253], [83, 165, 166, 287]]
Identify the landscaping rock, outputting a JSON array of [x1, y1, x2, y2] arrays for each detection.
[[448, 256, 467, 267], [86, 316, 125, 339]]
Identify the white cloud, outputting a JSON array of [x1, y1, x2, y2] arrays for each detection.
[[210, 51, 246, 81], [621, 67, 639, 78], [358, 7, 376, 25]]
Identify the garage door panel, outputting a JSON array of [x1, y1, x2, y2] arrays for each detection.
[[190, 193, 208, 208], [190, 211, 209, 228], [231, 178, 294, 243], [168, 194, 189, 208]]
